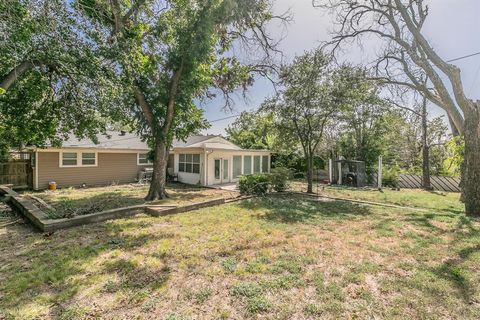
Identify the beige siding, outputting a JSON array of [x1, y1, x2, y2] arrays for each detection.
[[37, 152, 150, 189]]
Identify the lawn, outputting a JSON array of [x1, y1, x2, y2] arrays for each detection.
[[290, 181, 464, 213], [23, 183, 238, 219], [1, 191, 479, 319]]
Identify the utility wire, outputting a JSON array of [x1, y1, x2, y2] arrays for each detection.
[[446, 51, 480, 63], [208, 51, 480, 124], [209, 114, 241, 123]]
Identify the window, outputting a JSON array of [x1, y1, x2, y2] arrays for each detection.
[[60, 152, 98, 167], [82, 153, 96, 166], [214, 159, 221, 180], [243, 155, 252, 175], [262, 155, 269, 173], [138, 153, 152, 165], [233, 156, 242, 178], [253, 156, 261, 173], [62, 153, 77, 166], [179, 154, 200, 174], [223, 159, 229, 180]]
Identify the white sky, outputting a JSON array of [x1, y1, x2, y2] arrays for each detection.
[[201, 0, 480, 135]]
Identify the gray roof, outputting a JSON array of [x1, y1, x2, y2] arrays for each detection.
[[56, 131, 235, 151], [60, 131, 149, 150]]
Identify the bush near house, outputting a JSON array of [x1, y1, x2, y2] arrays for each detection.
[[239, 174, 270, 195], [239, 168, 292, 195], [268, 167, 292, 192]]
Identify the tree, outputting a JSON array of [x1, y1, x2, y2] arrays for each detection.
[[0, 0, 120, 154], [226, 111, 276, 150], [78, 0, 284, 200], [334, 77, 391, 173], [263, 50, 362, 193], [315, 0, 480, 215]]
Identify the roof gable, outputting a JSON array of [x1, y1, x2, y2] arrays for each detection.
[[172, 135, 241, 150]]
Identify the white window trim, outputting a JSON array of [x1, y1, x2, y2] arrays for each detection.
[[59, 151, 98, 168], [137, 152, 153, 166], [178, 153, 201, 174]]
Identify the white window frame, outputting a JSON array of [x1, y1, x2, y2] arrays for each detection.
[[59, 151, 98, 168], [137, 152, 153, 166], [179, 153, 201, 174]]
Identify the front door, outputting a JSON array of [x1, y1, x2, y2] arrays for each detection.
[[214, 158, 230, 183]]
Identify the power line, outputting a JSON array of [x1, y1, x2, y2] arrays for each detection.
[[207, 51, 480, 125], [446, 51, 480, 63], [209, 114, 241, 123]]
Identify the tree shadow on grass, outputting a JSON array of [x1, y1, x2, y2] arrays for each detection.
[[0, 218, 172, 319], [239, 196, 372, 224], [427, 216, 480, 303]]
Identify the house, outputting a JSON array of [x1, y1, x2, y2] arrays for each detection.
[[30, 132, 271, 190]]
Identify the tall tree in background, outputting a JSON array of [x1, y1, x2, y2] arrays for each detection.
[[335, 78, 390, 172], [316, 0, 480, 216], [226, 112, 276, 150], [263, 50, 365, 193], [78, 0, 284, 200]]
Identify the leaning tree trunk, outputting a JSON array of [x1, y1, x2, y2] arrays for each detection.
[[463, 104, 480, 216], [306, 155, 314, 193], [146, 138, 169, 201]]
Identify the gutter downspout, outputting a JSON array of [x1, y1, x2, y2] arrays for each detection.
[[204, 148, 208, 186]]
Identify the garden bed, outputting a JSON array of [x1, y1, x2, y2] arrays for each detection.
[[23, 183, 238, 219]]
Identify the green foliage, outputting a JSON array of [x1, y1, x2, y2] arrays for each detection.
[[226, 111, 296, 152], [262, 50, 375, 191], [382, 165, 400, 188], [441, 137, 464, 177], [268, 167, 292, 192], [0, 0, 123, 150], [239, 174, 269, 195]]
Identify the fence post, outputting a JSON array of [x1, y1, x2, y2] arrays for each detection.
[[328, 159, 333, 184], [338, 161, 342, 185], [378, 156, 383, 190]]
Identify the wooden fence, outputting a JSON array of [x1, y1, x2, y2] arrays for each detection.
[[0, 161, 32, 189], [370, 173, 461, 193]]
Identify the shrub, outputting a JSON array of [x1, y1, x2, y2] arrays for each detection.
[[382, 165, 400, 188], [268, 167, 292, 192], [239, 174, 269, 195]]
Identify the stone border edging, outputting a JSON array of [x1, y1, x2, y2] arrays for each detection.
[[0, 185, 248, 232]]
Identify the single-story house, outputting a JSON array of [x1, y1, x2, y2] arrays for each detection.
[[30, 132, 271, 190]]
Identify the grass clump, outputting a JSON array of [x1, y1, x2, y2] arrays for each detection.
[[246, 296, 272, 314], [230, 282, 262, 298], [304, 303, 322, 317], [193, 287, 212, 304], [221, 257, 237, 273]]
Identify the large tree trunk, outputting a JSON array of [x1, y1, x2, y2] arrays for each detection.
[[463, 105, 480, 216], [146, 138, 169, 201], [306, 155, 314, 193], [421, 97, 432, 190]]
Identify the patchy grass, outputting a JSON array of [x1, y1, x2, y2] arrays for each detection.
[[23, 183, 238, 219], [290, 181, 464, 213], [1, 192, 479, 319]]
